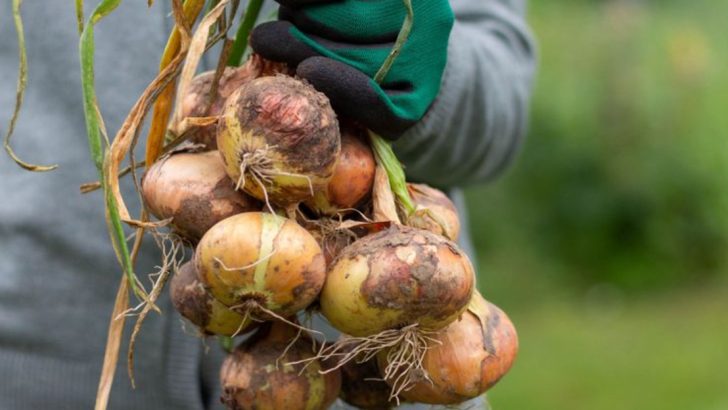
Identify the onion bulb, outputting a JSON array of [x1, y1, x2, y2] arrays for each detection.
[[320, 225, 475, 337], [307, 125, 375, 215], [195, 212, 326, 319], [386, 291, 519, 405], [169, 261, 255, 337], [141, 150, 261, 242], [220, 320, 341, 410], [217, 76, 341, 207], [406, 183, 461, 241], [339, 352, 395, 409]]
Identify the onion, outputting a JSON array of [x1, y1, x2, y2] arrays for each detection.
[[169, 261, 255, 337], [320, 225, 474, 336], [307, 125, 375, 215], [317, 225, 475, 400], [195, 212, 326, 320], [220, 321, 341, 410], [141, 150, 260, 242], [406, 183, 461, 241], [217, 76, 341, 207], [179, 54, 292, 149], [387, 291, 519, 405], [339, 352, 395, 410]]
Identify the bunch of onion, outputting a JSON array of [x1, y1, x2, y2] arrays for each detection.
[[314, 224, 475, 401], [195, 212, 326, 325], [381, 291, 518, 405], [220, 320, 341, 410], [177, 54, 292, 149], [141, 150, 260, 243], [169, 261, 256, 337]]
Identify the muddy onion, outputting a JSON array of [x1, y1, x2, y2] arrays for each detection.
[[195, 212, 326, 318], [179, 54, 292, 149], [220, 321, 341, 410], [169, 261, 255, 337], [306, 126, 375, 215], [386, 291, 519, 405], [320, 225, 475, 337], [217, 76, 341, 206], [406, 183, 461, 241], [141, 150, 260, 242]]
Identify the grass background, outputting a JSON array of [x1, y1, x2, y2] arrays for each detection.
[[464, 1, 728, 408]]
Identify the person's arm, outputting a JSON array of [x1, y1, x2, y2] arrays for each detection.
[[394, 0, 536, 188]]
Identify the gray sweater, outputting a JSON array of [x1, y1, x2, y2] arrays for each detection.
[[0, 1, 535, 409]]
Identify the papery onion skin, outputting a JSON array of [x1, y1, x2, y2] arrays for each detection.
[[195, 212, 326, 317], [217, 75, 340, 206], [169, 261, 255, 337], [220, 321, 341, 410], [406, 183, 461, 241], [320, 225, 475, 337], [141, 150, 260, 242], [391, 291, 519, 405]]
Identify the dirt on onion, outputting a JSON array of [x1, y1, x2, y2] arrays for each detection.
[[385, 291, 518, 405], [169, 261, 256, 337], [141, 150, 261, 242], [220, 320, 341, 410], [217, 75, 341, 207], [307, 125, 375, 215], [195, 212, 326, 322]]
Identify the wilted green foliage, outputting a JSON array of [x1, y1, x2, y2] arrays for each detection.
[[468, 0, 728, 293]]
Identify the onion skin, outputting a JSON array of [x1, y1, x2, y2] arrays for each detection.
[[307, 126, 375, 215], [320, 225, 475, 336], [169, 261, 255, 337], [217, 76, 341, 206], [390, 291, 519, 405], [406, 183, 461, 241], [195, 212, 326, 317], [141, 150, 260, 242], [220, 321, 341, 410], [180, 54, 292, 149]]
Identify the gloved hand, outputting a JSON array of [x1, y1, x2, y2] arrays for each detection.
[[250, 0, 454, 139]]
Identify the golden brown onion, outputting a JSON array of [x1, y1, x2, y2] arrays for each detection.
[[220, 321, 341, 410], [169, 261, 255, 337], [195, 212, 326, 319], [307, 126, 375, 215], [339, 353, 394, 410], [388, 291, 519, 405], [320, 225, 475, 337], [141, 150, 260, 242], [217, 76, 341, 207]]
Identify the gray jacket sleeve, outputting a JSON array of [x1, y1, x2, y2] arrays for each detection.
[[393, 0, 536, 188]]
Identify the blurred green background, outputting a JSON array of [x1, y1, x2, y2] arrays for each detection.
[[465, 1, 728, 409]]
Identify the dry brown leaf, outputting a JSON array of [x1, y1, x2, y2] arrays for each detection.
[[171, 0, 231, 136], [372, 164, 401, 224], [94, 275, 129, 410]]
